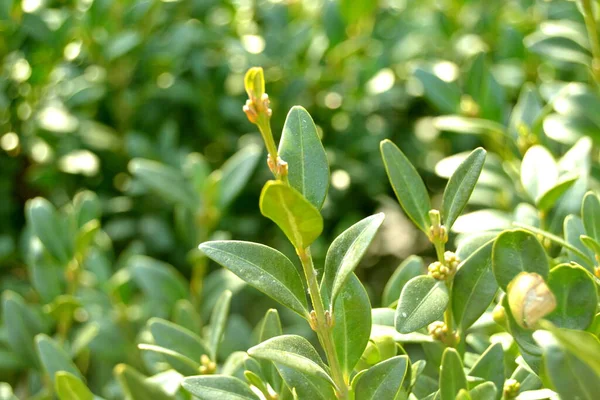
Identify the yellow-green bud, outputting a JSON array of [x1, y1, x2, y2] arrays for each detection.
[[444, 251, 460, 271], [200, 354, 216, 374], [503, 378, 520, 399], [428, 261, 452, 280]]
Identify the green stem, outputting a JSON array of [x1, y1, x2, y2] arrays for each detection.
[[434, 240, 456, 345], [298, 247, 348, 399], [582, 0, 600, 83]]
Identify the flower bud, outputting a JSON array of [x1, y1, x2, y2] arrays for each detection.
[[244, 67, 265, 103], [507, 272, 556, 329], [503, 378, 520, 399]]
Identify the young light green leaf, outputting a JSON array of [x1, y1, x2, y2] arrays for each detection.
[[452, 240, 498, 330], [395, 275, 449, 334], [259, 181, 323, 249], [441, 148, 486, 229], [129, 158, 198, 210], [148, 318, 209, 370], [208, 290, 232, 361], [382, 256, 424, 307], [55, 372, 95, 400], [354, 355, 410, 399], [35, 334, 82, 384], [248, 335, 335, 388], [520, 146, 557, 203], [279, 106, 329, 209], [199, 241, 309, 318], [321, 213, 384, 307], [440, 348, 467, 400], [546, 264, 597, 330], [468, 343, 504, 398], [582, 191, 600, 242], [26, 197, 72, 264], [128, 255, 188, 309], [113, 364, 174, 400], [218, 144, 261, 209], [332, 275, 371, 379], [492, 230, 549, 291], [380, 139, 431, 234]]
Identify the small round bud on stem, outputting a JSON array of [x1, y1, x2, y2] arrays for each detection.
[[503, 379, 520, 399], [199, 354, 217, 374], [427, 321, 459, 346], [428, 209, 448, 244]]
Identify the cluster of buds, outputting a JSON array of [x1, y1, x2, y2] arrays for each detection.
[[444, 251, 460, 270], [243, 67, 272, 124], [428, 210, 448, 244], [428, 254, 459, 281], [427, 321, 458, 345], [503, 379, 521, 399], [199, 354, 217, 374]]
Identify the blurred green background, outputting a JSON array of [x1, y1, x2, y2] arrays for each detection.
[[2, 0, 600, 396]]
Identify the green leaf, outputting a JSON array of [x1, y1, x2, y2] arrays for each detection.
[[137, 344, 200, 376], [564, 215, 595, 270], [442, 148, 486, 229], [73, 190, 101, 228], [465, 52, 505, 122], [395, 275, 449, 334], [580, 235, 600, 259], [129, 158, 198, 210], [546, 264, 597, 330], [148, 318, 209, 373], [354, 355, 410, 399], [279, 106, 330, 209], [55, 372, 95, 400], [508, 84, 542, 140], [321, 213, 385, 307], [469, 382, 497, 400], [414, 67, 461, 114], [538, 322, 600, 377], [380, 139, 431, 234], [275, 365, 337, 400], [26, 197, 72, 264], [433, 116, 505, 136], [382, 255, 424, 307], [534, 330, 600, 400], [199, 241, 309, 318], [218, 144, 261, 209], [128, 255, 188, 310], [468, 343, 504, 399], [452, 240, 498, 330], [114, 364, 173, 400], [256, 309, 283, 391], [259, 181, 323, 249], [2, 291, 45, 367], [440, 348, 468, 400], [332, 275, 371, 379], [492, 230, 549, 291], [501, 296, 543, 373], [536, 174, 578, 211], [520, 146, 557, 204], [582, 191, 600, 242], [35, 334, 82, 384], [248, 335, 335, 388], [208, 290, 232, 360]]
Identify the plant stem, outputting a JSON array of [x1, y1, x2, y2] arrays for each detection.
[[434, 240, 455, 345], [298, 247, 348, 399], [582, 0, 600, 82]]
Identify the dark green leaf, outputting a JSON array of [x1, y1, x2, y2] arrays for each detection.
[[128, 255, 188, 309], [218, 144, 261, 209], [148, 318, 209, 371], [414, 67, 461, 114], [492, 230, 549, 291], [208, 290, 232, 360], [382, 255, 424, 307], [536, 174, 578, 211], [440, 348, 467, 400], [36, 334, 82, 384], [395, 276, 449, 334], [137, 344, 200, 375], [279, 106, 329, 209], [114, 364, 171, 400], [321, 213, 384, 306], [380, 139, 431, 234], [469, 382, 497, 400], [582, 191, 600, 242], [26, 197, 72, 264], [468, 343, 504, 398], [564, 215, 595, 270], [354, 356, 410, 399], [452, 240, 498, 330], [2, 291, 45, 367], [199, 241, 308, 318], [546, 264, 597, 330], [332, 275, 371, 379], [441, 147, 486, 229]]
